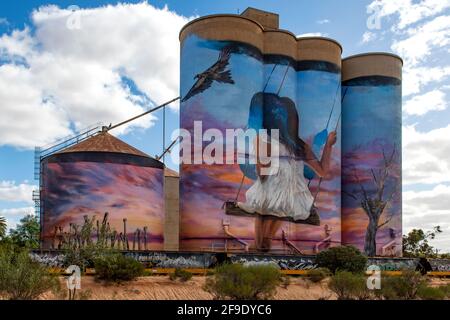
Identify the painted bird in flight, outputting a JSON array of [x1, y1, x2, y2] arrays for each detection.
[[181, 47, 235, 102]]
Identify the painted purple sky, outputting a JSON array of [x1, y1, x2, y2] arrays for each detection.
[[180, 36, 341, 253], [42, 160, 164, 249]]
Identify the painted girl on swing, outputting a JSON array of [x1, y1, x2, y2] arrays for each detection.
[[181, 44, 339, 252], [234, 91, 337, 252]]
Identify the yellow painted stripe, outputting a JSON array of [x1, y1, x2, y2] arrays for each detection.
[[48, 268, 64, 274], [48, 268, 450, 277], [428, 271, 450, 276], [145, 268, 209, 275], [280, 270, 309, 275], [379, 271, 403, 276]]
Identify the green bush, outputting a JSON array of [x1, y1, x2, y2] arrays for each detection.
[[307, 268, 331, 283], [0, 245, 60, 300], [169, 268, 193, 282], [315, 246, 367, 274], [378, 271, 425, 300], [94, 253, 144, 282], [417, 285, 446, 300], [204, 263, 282, 300], [328, 271, 371, 300], [7, 215, 40, 249], [63, 245, 100, 271]]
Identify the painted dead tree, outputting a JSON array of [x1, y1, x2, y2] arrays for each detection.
[[343, 147, 398, 256]]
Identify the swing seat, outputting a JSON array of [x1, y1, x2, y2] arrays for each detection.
[[223, 201, 320, 226]]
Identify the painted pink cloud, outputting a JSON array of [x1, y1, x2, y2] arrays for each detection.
[[42, 161, 164, 249]]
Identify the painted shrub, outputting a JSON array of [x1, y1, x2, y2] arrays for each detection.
[[341, 76, 402, 257], [180, 34, 342, 254], [41, 152, 165, 250]]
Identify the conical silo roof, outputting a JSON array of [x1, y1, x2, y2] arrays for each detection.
[[56, 131, 150, 158]]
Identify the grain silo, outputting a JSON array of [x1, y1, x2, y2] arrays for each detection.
[[164, 168, 180, 251], [179, 8, 344, 254], [255, 27, 299, 253], [341, 53, 402, 257], [290, 37, 342, 254], [40, 130, 165, 251], [179, 9, 265, 253]]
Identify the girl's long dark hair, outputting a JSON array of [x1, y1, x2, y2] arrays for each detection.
[[248, 92, 307, 160]]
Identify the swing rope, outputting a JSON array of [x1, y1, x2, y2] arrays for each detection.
[[307, 82, 341, 189], [325, 83, 341, 130], [235, 174, 246, 202], [312, 86, 348, 204], [277, 64, 290, 95], [263, 64, 277, 92], [233, 62, 285, 203]]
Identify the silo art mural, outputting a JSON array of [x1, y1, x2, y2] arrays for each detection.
[[40, 133, 165, 250], [179, 27, 342, 254], [341, 54, 402, 257]]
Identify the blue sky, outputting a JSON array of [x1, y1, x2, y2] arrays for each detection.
[[0, 0, 449, 251]]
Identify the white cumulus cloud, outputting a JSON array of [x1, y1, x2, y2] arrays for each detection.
[[367, 1, 450, 97], [361, 31, 377, 43], [403, 185, 450, 252], [0, 207, 35, 231], [403, 66, 450, 96], [0, 3, 193, 149], [316, 19, 330, 24], [297, 32, 326, 37], [403, 89, 447, 115], [393, 15, 450, 98], [368, 0, 450, 30], [0, 181, 36, 204], [403, 124, 450, 185], [391, 15, 450, 66]]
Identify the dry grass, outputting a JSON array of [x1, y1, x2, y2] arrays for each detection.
[[37, 276, 450, 300], [39, 276, 339, 300]]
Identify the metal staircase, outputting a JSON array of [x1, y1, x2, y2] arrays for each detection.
[[32, 122, 103, 217]]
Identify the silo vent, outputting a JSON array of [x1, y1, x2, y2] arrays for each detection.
[[240, 7, 279, 29]]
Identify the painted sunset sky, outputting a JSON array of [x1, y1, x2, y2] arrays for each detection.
[[342, 80, 402, 255], [180, 35, 341, 253], [42, 160, 165, 249]]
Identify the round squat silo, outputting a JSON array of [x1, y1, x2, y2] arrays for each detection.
[[179, 14, 265, 252], [290, 37, 342, 254], [341, 53, 402, 257], [40, 130, 165, 251]]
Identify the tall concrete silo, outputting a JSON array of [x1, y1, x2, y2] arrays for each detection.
[[179, 11, 265, 252], [291, 37, 342, 254], [164, 168, 179, 251], [40, 130, 165, 251], [179, 8, 345, 254], [258, 28, 298, 253], [341, 53, 402, 257]]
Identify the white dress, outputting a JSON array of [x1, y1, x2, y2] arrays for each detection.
[[238, 136, 314, 221]]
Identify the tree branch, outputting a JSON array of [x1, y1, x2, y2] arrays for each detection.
[[370, 168, 378, 189], [342, 190, 358, 200], [377, 212, 394, 229]]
